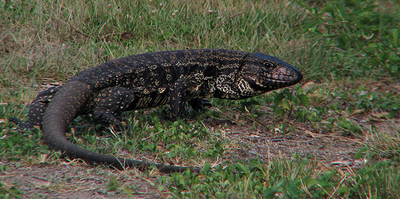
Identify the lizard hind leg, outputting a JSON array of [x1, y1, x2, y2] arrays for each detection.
[[10, 86, 61, 130], [91, 87, 136, 132]]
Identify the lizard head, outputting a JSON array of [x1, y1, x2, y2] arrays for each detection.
[[240, 53, 303, 93]]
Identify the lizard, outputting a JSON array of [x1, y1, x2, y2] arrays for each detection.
[[10, 49, 303, 172]]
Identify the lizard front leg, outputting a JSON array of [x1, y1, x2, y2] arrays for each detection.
[[188, 98, 212, 112], [169, 79, 190, 119]]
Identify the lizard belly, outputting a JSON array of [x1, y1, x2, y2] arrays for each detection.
[[130, 92, 170, 110]]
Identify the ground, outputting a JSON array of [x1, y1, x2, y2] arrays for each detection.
[[3, 109, 396, 198], [2, 160, 166, 198]]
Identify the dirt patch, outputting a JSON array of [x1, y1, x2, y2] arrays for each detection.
[[202, 118, 366, 169], [1, 161, 169, 198]]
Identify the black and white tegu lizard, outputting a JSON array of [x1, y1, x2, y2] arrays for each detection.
[[10, 49, 303, 172]]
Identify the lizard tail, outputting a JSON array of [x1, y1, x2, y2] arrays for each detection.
[[42, 81, 198, 172]]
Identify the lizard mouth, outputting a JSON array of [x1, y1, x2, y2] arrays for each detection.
[[254, 63, 303, 90], [266, 64, 303, 85]]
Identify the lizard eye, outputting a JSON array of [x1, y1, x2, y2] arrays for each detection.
[[263, 62, 275, 70]]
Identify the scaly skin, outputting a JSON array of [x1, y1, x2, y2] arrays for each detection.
[[10, 49, 303, 172]]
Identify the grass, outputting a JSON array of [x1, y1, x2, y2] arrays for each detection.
[[1, 0, 399, 198]]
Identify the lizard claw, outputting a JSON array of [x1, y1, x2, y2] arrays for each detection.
[[9, 117, 35, 131]]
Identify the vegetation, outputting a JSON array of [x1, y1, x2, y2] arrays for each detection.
[[1, 0, 399, 198]]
